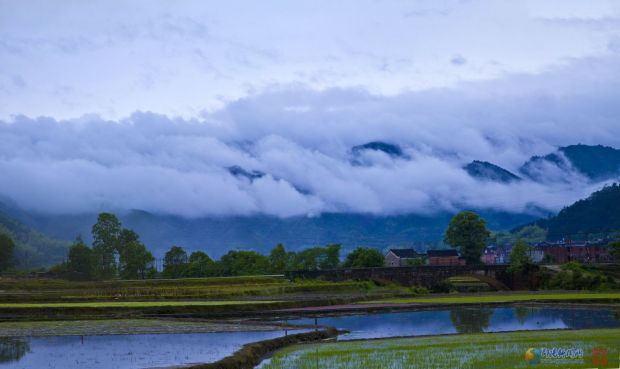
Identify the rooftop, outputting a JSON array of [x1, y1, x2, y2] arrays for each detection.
[[387, 248, 419, 258], [427, 249, 458, 257]]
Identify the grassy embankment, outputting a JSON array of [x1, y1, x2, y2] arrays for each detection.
[[0, 275, 409, 319], [0, 275, 390, 303], [262, 328, 620, 369], [362, 292, 620, 305], [0, 318, 289, 337]]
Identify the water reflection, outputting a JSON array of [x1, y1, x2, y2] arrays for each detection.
[[449, 308, 492, 334], [0, 338, 29, 364], [0, 330, 300, 369], [283, 306, 620, 340]]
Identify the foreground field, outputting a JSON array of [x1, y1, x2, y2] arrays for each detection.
[[363, 292, 620, 305], [262, 328, 620, 369]]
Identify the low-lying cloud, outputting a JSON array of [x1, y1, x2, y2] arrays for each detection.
[[1, 55, 619, 217]]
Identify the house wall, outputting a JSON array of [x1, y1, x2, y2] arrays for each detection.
[[285, 264, 511, 288], [428, 256, 462, 266], [384, 252, 400, 267]]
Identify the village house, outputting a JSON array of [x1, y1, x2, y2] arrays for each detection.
[[535, 240, 611, 264], [384, 248, 420, 267], [481, 245, 512, 265], [427, 249, 463, 266], [481, 240, 611, 265]]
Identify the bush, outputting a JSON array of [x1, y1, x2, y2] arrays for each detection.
[[431, 280, 454, 293], [544, 262, 616, 291]]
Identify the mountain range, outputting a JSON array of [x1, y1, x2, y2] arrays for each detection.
[[1, 143, 619, 266], [464, 144, 620, 183]]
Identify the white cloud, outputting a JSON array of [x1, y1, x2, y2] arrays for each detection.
[[1, 0, 619, 119], [0, 53, 619, 217]]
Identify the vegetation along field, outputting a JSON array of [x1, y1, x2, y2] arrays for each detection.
[[261, 328, 620, 369]]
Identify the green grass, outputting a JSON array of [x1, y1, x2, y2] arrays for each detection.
[[0, 318, 283, 336], [262, 328, 620, 369], [0, 300, 279, 308], [0, 276, 379, 303], [362, 292, 620, 305]]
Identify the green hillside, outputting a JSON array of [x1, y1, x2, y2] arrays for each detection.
[[534, 183, 620, 240], [0, 209, 69, 269]]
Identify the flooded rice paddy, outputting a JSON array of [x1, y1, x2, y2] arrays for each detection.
[[1, 306, 619, 368], [0, 330, 301, 369], [282, 306, 620, 340]]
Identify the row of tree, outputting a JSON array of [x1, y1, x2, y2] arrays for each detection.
[[0, 233, 15, 273], [53, 213, 155, 280], [49, 210, 620, 281], [54, 213, 388, 280]]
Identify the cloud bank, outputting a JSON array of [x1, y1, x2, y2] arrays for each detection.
[[1, 54, 619, 217]]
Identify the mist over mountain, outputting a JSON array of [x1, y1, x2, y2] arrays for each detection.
[[520, 145, 620, 183], [2, 50, 620, 219], [464, 145, 620, 184], [463, 161, 521, 183]]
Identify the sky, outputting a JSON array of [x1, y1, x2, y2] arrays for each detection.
[[0, 0, 619, 217]]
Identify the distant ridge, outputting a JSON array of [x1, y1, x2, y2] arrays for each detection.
[[0, 201, 69, 268], [532, 183, 620, 240], [520, 144, 620, 182], [464, 160, 521, 183]]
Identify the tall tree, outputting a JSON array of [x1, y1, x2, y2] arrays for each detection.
[[0, 233, 15, 272], [610, 238, 620, 262], [218, 250, 270, 276], [321, 244, 341, 269], [91, 213, 122, 279], [163, 245, 188, 278], [343, 247, 384, 268], [508, 239, 533, 274], [186, 251, 214, 277], [269, 244, 288, 274], [66, 236, 94, 280], [119, 241, 155, 279], [444, 211, 490, 265], [117, 229, 140, 255]]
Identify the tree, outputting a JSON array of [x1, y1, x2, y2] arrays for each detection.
[[269, 244, 288, 274], [493, 225, 547, 246], [343, 247, 384, 268], [610, 239, 620, 262], [288, 245, 341, 271], [444, 211, 490, 265], [508, 239, 533, 274], [218, 250, 270, 276], [119, 241, 155, 279], [91, 213, 122, 279], [66, 236, 94, 280], [321, 244, 341, 269], [163, 245, 188, 278], [117, 229, 140, 255], [186, 251, 215, 277], [0, 233, 15, 272]]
